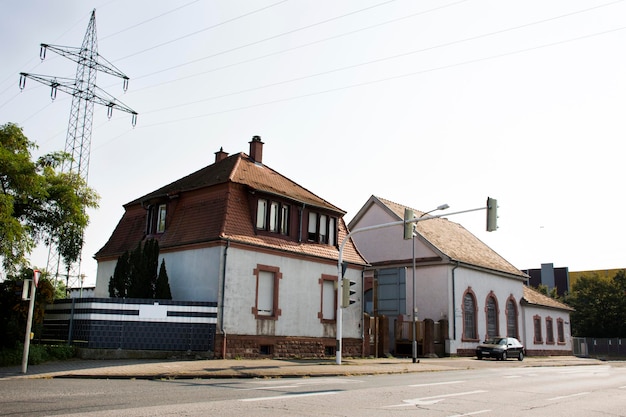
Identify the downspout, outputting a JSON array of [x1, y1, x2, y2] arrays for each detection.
[[451, 261, 460, 342], [298, 203, 306, 242], [220, 239, 229, 358]]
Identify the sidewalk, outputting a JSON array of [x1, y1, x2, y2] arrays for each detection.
[[0, 356, 604, 380]]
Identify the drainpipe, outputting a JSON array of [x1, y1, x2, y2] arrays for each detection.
[[220, 239, 229, 358], [298, 203, 306, 242], [451, 262, 460, 341]]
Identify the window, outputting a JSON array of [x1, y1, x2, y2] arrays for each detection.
[[486, 295, 498, 338], [319, 275, 336, 322], [156, 204, 166, 233], [252, 265, 282, 320], [463, 291, 477, 340], [256, 199, 289, 235], [256, 199, 268, 229], [533, 316, 543, 343], [328, 217, 336, 246], [269, 201, 279, 232], [307, 211, 338, 245], [506, 298, 518, 338], [308, 212, 317, 241], [557, 318, 565, 344], [546, 317, 554, 344], [280, 205, 289, 235]]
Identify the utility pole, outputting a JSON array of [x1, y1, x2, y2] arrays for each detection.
[[19, 9, 137, 292]]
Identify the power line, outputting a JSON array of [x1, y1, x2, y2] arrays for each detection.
[[139, 0, 625, 116], [130, 25, 626, 130]]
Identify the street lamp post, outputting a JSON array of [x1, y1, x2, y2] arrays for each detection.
[[412, 204, 449, 364]]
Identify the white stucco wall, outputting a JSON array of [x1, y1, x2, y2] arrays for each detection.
[[408, 264, 449, 321], [94, 246, 223, 302], [160, 247, 222, 301], [350, 203, 438, 264], [450, 266, 525, 354], [520, 305, 572, 353], [222, 246, 362, 339]]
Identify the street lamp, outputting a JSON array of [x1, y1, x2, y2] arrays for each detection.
[[412, 204, 449, 363]]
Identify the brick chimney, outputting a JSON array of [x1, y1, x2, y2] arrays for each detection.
[[214, 147, 228, 163], [249, 135, 264, 164]]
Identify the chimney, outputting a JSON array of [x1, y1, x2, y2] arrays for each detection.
[[249, 135, 264, 164], [214, 147, 228, 163]]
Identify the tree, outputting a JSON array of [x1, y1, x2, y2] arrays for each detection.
[[155, 259, 172, 299], [0, 267, 55, 348], [565, 271, 626, 337], [109, 239, 171, 299], [0, 123, 99, 274]]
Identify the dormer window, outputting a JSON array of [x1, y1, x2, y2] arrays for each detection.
[[256, 198, 289, 236], [146, 203, 167, 235], [308, 211, 337, 246], [156, 204, 166, 233]]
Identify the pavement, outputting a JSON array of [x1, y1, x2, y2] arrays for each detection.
[[0, 355, 608, 380]]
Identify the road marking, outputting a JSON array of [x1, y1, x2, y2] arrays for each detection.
[[409, 380, 466, 387], [547, 392, 590, 401], [448, 410, 492, 417], [243, 378, 361, 390], [240, 390, 339, 402], [386, 390, 487, 407], [504, 375, 522, 379]]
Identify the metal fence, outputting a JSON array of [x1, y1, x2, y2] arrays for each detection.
[[572, 337, 626, 358]]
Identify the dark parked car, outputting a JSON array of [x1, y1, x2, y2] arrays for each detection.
[[476, 337, 525, 361]]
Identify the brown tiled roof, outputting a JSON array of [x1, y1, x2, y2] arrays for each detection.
[[95, 152, 365, 266], [522, 286, 574, 311], [129, 153, 344, 213], [375, 196, 527, 279]]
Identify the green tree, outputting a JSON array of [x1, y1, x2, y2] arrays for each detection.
[[0, 267, 55, 348], [155, 259, 172, 299], [565, 271, 626, 337], [0, 123, 99, 274], [109, 239, 170, 299]]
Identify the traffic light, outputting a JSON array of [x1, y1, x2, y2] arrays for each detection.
[[404, 208, 415, 240], [486, 197, 498, 232], [341, 278, 357, 308]]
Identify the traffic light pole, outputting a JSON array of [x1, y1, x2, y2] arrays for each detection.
[[335, 203, 495, 365]]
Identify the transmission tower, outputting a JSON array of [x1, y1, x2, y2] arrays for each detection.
[[19, 9, 137, 293]]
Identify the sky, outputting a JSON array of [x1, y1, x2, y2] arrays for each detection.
[[1, 0, 625, 286]]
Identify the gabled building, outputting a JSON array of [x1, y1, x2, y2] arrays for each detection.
[[349, 196, 573, 356], [94, 136, 367, 358]]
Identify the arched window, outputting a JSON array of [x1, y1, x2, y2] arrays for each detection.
[[463, 291, 477, 340], [506, 298, 518, 338], [486, 296, 498, 338]]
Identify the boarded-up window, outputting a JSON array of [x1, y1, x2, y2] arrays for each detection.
[[486, 297, 497, 338], [321, 279, 335, 320], [257, 270, 275, 316]]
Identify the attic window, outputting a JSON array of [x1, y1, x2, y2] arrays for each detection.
[[256, 198, 289, 235], [156, 204, 166, 233], [307, 211, 337, 246]]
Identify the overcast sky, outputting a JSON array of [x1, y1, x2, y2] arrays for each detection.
[[2, 0, 625, 286]]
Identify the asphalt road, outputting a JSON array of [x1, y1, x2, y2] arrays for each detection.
[[1, 362, 625, 416]]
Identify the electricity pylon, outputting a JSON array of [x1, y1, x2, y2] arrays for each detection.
[[19, 9, 137, 294]]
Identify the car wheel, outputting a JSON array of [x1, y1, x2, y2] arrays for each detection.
[[501, 351, 507, 361], [518, 351, 524, 361], [477, 354, 482, 360]]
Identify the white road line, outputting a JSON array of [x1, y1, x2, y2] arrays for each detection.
[[547, 392, 590, 401], [504, 375, 522, 379], [386, 390, 488, 407], [448, 410, 492, 417], [240, 391, 339, 402], [409, 380, 466, 387]]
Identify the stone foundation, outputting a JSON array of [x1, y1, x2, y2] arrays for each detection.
[[214, 334, 362, 359]]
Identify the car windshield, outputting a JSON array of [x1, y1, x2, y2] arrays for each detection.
[[484, 337, 506, 345]]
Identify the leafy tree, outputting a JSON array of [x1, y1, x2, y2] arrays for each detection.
[[109, 239, 171, 299], [0, 268, 55, 348], [155, 259, 172, 299], [0, 123, 99, 274], [565, 271, 626, 337]]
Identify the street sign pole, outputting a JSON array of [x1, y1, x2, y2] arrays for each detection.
[[22, 270, 40, 374]]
